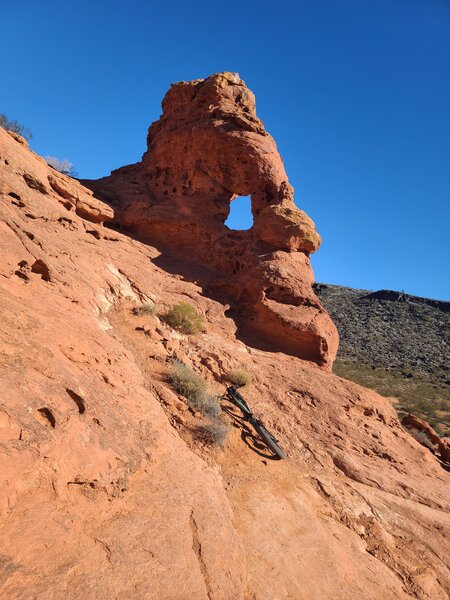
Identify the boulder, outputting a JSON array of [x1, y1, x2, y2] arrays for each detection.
[[402, 413, 450, 463]]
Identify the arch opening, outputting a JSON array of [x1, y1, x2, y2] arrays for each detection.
[[225, 195, 253, 231]]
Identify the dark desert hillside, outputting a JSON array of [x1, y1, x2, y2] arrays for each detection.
[[314, 283, 450, 435]]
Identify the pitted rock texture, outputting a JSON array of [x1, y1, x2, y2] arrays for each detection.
[[1, 124, 450, 599], [85, 73, 338, 367]]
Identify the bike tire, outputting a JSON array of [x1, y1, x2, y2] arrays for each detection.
[[253, 423, 287, 460]]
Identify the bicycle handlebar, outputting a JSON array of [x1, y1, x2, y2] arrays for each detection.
[[226, 385, 245, 402]]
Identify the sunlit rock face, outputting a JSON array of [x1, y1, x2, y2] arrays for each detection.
[[2, 108, 450, 600], [86, 73, 338, 366]]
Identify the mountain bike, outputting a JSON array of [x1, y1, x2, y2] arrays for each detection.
[[222, 385, 287, 460]]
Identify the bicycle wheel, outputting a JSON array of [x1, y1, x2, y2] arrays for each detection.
[[253, 423, 287, 459]]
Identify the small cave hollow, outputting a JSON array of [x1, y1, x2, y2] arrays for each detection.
[[225, 195, 253, 231]]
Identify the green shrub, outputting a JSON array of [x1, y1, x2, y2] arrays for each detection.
[[133, 301, 156, 316], [196, 418, 229, 446], [164, 302, 203, 335], [226, 368, 252, 387], [169, 361, 221, 417], [170, 360, 206, 401], [0, 113, 33, 141]]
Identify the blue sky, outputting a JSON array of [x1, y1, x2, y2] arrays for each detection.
[[1, 0, 449, 299]]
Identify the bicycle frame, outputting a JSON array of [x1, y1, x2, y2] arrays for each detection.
[[225, 386, 267, 429], [223, 385, 287, 459], [225, 386, 253, 418]]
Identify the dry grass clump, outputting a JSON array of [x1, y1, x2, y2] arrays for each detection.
[[169, 361, 220, 417], [170, 361, 206, 401], [164, 302, 203, 335], [194, 394, 222, 419], [196, 418, 229, 446], [226, 368, 252, 387], [133, 301, 156, 316]]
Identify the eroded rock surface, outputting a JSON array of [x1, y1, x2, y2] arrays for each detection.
[[1, 102, 450, 600], [0, 126, 245, 599], [403, 413, 450, 464], [85, 73, 338, 366]]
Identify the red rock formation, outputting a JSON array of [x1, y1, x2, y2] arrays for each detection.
[[0, 126, 246, 599], [86, 73, 338, 367], [402, 413, 450, 464], [1, 98, 450, 599]]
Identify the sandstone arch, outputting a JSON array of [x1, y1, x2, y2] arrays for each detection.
[[85, 73, 338, 366]]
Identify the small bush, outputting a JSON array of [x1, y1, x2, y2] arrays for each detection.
[[226, 368, 252, 387], [169, 361, 221, 417], [196, 418, 229, 446], [0, 113, 33, 141], [164, 302, 203, 335], [170, 360, 207, 405], [195, 394, 222, 419], [45, 156, 77, 177], [133, 301, 156, 316]]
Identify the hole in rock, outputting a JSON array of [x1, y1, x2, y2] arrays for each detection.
[[225, 195, 253, 231], [31, 259, 51, 282], [86, 229, 101, 239], [66, 388, 86, 414], [36, 407, 56, 428]]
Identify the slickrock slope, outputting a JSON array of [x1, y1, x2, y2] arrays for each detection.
[[0, 127, 245, 599], [85, 73, 338, 367], [1, 85, 449, 600]]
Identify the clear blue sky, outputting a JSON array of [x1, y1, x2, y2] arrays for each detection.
[[2, 0, 449, 299]]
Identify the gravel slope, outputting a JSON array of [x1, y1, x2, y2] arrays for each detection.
[[314, 283, 450, 434]]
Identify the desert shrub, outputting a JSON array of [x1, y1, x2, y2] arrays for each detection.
[[195, 394, 222, 419], [226, 368, 252, 387], [133, 301, 156, 316], [164, 302, 203, 334], [196, 418, 229, 446], [170, 360, 207, 408], [170, 360, 207, 402], [45, 156, 77, 177], [0, 113, 33, 141], [169, 361, 221, 417]]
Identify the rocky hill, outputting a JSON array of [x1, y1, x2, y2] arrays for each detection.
[[314, 283, 450, 435], [1, 74, 449, 600]]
